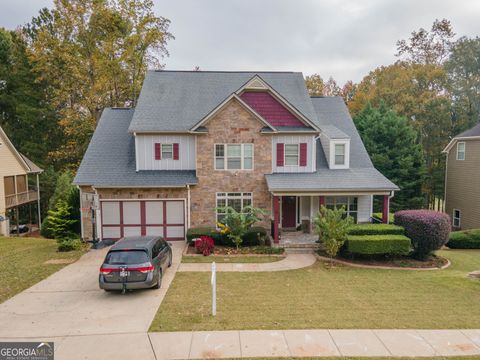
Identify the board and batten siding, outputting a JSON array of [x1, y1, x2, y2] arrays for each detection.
[[271, 135, 316, 173], [135, 134, 196, 170]]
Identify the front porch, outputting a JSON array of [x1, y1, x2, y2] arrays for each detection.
[[272, 193, 392, 244]]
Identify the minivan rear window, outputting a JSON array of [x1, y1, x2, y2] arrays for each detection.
[[105, 250, 149, 265]]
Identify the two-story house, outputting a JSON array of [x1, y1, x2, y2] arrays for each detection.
[[0, 125, 43, 236], [74, 71, 398, 243], [443, 123, 480, 230]]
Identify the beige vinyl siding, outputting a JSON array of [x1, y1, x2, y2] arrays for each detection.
[[0, 135, 28, 216], [445, 138, 480, 229]]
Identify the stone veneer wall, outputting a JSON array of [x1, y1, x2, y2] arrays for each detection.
[[191, 98, 273, 228]]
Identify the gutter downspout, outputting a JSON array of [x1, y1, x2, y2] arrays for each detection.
[[187, 184, 191, 229], [444, 152, 448, 213], [77, 185, 84, 240], [388, 190, 395, 224]]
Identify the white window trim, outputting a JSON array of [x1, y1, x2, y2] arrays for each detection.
[[214, 143, 254, 171], [456, 142, 465, 161], [453, 208, 461, 227], [216, 192, 253, 223], [284, 144, 300, 166], [325, 196, 358, 223], [161, 143, 173, 160], [329, 140, 350, 169]]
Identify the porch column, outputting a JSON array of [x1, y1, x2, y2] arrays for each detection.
[[382, 195, 389, 224], [36, 173, 41, 227], [273, 195, 280, 244], [319, 196, 325, 209]]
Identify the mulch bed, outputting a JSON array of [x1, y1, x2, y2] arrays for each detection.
[[186, 245, 284, 256], [317, 251, 449, 269]]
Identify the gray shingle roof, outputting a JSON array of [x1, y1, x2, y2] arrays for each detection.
[[19, 153, 43, 173], [265, 97, 398, 192], [128, 71, 318, 132], [456, 122, 480, 138], [318, 125, 349, 139], [73, 108, 197, 187]]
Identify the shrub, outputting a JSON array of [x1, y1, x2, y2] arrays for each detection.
[[40, 216, 55, 239], [47, 200, 77, 240], [344, 235, 411, 256], [348, 223, 404, 236], [242, 226, 269, 246], [314, 205, 353, 261], [447, 229, 480, 249], [394, 210, 451, 260], [57, 238, 83, 252], [186, 227, 218, 243], [194, 236, 215, 256]]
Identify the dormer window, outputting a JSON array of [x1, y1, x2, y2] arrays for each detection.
[[284, 144, 299, 165], [334, 144, 345, 165], [162, 144, 173, 159], [329, 140, 350, 169]]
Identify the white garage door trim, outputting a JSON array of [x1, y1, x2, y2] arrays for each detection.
[[100, 199, 186, 241]]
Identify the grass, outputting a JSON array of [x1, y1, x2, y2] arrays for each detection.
[[150, 249, 480, 332], [0, 236, 87, 303], [182, 255, 284, 263]]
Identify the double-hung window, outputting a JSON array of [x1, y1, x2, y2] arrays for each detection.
[[216, 192, 252, 222], [325, 196, 358, 222], [161, 144, 173, 159], [334, 144, 345, 165], [215, 144, 253, 170], [284, 144, 299, 165], [456, 142, 465, 160], [453, 209, 461, 227]]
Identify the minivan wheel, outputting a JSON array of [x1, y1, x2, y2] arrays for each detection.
[[153, 270, 162, 289]]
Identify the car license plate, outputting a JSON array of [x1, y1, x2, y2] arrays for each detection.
[[120, 269, 129, 277]]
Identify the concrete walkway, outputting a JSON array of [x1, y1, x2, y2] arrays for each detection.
[[149, 329, 480, 359], [178, 253, 316, 272]]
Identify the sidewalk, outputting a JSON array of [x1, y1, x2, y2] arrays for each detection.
[[178, 253, 316, 272], [149, 329, 480, 359]]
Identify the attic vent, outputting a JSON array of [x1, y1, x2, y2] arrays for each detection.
[[245, 78, 268, 90]]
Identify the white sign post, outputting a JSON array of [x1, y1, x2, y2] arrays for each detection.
[[211, 261, 216, 316]]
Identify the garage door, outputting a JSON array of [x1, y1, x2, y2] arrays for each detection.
[[100, 200, 185, 241]]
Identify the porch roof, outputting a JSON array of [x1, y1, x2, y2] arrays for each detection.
[[265, 168, 399, 193]]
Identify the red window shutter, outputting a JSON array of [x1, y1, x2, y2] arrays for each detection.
[[155, 143, 161, 160], [299, 143, 307, 166], [276, 143, 284, 167], [173, 143, 179, 160]]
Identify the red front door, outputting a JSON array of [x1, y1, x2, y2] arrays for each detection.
[[281, 196, 296, 229]]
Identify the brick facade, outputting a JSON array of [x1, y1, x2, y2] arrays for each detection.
[[191, 98, 273, 227]]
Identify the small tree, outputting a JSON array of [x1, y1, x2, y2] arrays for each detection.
[[47, 200, 77, 240], [314, 205, 353, 265], [216, 206, 265, 250]]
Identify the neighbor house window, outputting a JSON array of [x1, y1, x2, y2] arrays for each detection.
[[284, 144, 299, 165], [325, 196, 358, 222], [453, 209, 461, 227], [161, 144, 173, 159], [216, 192, 252, 222], [456, 142, 465, 160], [215, 144, 253, 170], [334, 144, 345, 165]]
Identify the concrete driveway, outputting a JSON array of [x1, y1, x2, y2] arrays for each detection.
[[0, 241, 185, 359]]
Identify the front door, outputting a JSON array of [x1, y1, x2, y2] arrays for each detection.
[[281, 196, 296, 229]]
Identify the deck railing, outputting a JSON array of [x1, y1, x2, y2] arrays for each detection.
[[5, 190, 39, 208]]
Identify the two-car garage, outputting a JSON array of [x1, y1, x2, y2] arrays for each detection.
[[100, 199, 186, 241]]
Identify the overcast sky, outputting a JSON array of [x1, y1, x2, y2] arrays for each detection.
[[1, 0, 479, 83]]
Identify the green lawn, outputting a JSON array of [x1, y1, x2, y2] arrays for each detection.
[[0, 236, 87, 303], [182, 255, 285, 263], [150, 249, 480, 331]]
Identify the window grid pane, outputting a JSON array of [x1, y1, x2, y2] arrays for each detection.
[[162, 144, 173, 159]]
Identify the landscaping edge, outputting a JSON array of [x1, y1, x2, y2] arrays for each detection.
[[314, 253, 451, 271], [182, 245, 286, 258]]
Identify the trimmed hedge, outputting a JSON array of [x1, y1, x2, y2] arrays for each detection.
[[348, 223, 404, 236], [186, 226, 270, 247], [344, 235, 411, 256], [395, 210, 451, 260], [447, 229, 480, 249]]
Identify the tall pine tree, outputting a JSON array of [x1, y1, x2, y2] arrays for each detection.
[[354, 102, 426, 211]]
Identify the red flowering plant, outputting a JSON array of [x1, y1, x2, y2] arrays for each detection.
[[194, 235, 215, 256]]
